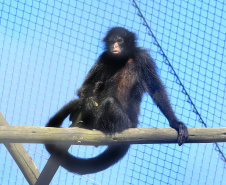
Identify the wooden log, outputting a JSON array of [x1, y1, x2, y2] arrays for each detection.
[[0, 125, 225, 145]]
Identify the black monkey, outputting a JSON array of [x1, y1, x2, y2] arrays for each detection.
[[45, 27, 188, 175]]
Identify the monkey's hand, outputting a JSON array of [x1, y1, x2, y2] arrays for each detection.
[[176, 122, 189, 146], [84, 97, 98, 110], [93, 81, 104, 94]]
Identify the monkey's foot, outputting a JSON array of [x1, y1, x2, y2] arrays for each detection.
[[177, 122, 189, 146]]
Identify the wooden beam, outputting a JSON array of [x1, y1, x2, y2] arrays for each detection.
[[35, 149, 68, 185], [0, 113, 40, 185], [35, 114, 81, 185], [0, 125, 226, 145]]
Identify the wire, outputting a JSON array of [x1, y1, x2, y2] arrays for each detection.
[[132, 0, 226, 162]]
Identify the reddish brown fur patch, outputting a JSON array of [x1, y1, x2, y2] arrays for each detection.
[[117, 59, 137, 108]]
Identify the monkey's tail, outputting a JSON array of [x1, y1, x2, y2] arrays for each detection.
[[46, 99, 80, 128], [45, 99, 81, 154], [45, 99, 129, 174], [55, 145, 130, 175]]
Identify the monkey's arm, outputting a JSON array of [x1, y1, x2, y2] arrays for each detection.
[[70, 58, 106, 122], [77, 59, 105, 99], [140, 51, 188, 145]]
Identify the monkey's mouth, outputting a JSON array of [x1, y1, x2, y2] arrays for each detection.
[[113, 50, 120, 54]]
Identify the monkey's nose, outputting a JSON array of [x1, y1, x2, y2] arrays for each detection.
[[114, 42, 119, 48]]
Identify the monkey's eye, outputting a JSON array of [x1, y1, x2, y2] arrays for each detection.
[[117, 38, 123, 44]]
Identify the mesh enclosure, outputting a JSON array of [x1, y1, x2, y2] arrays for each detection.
[[0, 0, 225, 184]]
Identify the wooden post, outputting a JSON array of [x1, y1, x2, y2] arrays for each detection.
[[0, 113, 40, 185]]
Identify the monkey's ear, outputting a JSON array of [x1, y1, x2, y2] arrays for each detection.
[[102, 29, 109, 42], [126, 32, 136, 47], [102, 36, 107, 42], [102, 27, 115, 42], [102, 33, 110, 42]]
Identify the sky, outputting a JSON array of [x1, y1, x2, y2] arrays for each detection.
[[0, 0, 225, 184]]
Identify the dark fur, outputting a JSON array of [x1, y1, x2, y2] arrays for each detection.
[[45, 27, 188, 174]]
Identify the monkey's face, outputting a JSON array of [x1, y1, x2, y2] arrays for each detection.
[[103, 27, 136, 59], [108, 36, 124, 55]]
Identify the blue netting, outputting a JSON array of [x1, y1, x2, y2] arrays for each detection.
[[0, 0, 225, 184]]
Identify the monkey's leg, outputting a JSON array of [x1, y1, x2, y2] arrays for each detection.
[[95, 97, 133, 133]]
